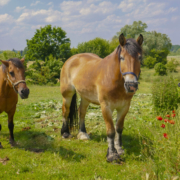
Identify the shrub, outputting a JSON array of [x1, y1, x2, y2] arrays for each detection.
[[154, 63, 167, 76], [26, 54, 64, 85], [143, 56, 157, 69], [152, 76, 179, 112], [166, 58, 179, 72]]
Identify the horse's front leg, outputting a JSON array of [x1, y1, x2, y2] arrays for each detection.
[[7, 108, 16, 146], [115, 106, 130, 156], [101, 103, 120, 162]]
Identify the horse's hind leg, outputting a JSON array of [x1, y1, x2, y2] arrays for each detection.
[[77, 97, 90, 140]]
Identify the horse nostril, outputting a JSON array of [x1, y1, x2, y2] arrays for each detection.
[[21, 89, 25, 94]]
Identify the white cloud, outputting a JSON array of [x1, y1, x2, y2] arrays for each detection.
[[15, 6, 26, 13], [31, 1, 40, 6], [0, 13, 14, 24], [0, 0, 10, 6], [47, 2, 53, 6], [167, 7, 178, 13]]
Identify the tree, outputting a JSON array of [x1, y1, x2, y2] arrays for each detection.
[[25, 25, 71, 61], [113, 21, 147, 40], [76, 38, 110, 58], [110, 21, 172, 56]]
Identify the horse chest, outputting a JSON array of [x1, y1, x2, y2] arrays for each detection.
[[0, 96, 17, 113]]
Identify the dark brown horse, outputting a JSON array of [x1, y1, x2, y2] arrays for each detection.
[[60, 34, 143, 162], [0, 58, 29, 148]]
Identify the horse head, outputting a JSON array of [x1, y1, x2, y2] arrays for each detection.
[[118, 33, 143, 93], [0, 58, 29, 99]]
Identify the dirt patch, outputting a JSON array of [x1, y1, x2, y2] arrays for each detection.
[[0, 156, 9, 165]]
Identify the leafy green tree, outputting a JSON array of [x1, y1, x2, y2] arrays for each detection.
[[71, 47, 79, 56], [110, 21, 172, 56], [154, 63, 167, 76], [76, 38, 110, 58], [142, 31, 172, 56], [113, 21, 147, 39], [25, 25, 71, 61], [149, 49, 169, 65], [26, 54, 64, 85], [143, 56, 157, 69], [166, 58, 179, 72]]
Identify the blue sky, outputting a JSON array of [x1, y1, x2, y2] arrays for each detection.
[[0, 0, 179, 50]]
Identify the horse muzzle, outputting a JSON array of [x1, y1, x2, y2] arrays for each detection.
[[18, 88, 30, 99], [124, 81, 139, 93]]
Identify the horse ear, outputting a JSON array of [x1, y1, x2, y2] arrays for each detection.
[[0, 60, 9, 67], [119, 33, 126, 47], [20, 58, 25, 64], [137, 34, 143, 46]]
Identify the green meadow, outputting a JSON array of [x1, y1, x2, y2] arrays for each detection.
[[0, 57, 180, 180]]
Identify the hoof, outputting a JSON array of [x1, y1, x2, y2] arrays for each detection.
[[62, 132, 72, 138], [116, 147, 125, 155], [106, 148, 122, 163], [0, 142, 3, 149], [9, 139, 17, 147], [77, 132, 90, 140], [106, 153, 121, 163]]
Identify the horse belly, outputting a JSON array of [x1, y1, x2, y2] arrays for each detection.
[[75, 85, 100, 105]]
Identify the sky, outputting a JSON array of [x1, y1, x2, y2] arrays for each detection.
[[0, 0, 179, 50]]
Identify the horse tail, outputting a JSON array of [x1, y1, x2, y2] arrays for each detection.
[[69, 92, 78, 131]]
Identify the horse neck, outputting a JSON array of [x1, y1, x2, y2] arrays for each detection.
[[0, 66, 12, 94], [105, 49, 123, 82]]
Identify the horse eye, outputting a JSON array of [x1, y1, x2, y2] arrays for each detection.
[[9, 71, 15, 77], [120, 56, 124, 61]]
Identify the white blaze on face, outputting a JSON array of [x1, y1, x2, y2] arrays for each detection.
[[124, 74, 137, 82]]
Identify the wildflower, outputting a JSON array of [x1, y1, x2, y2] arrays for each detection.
[[166, 114, 170, 118], [161, 124, 165, 128], [172, 110, 175, 113], [172, 114, 176, 117], [163, 133, 168, 139], [168, 120, 175, 124], [164, 119, 168, 122], [156, 116, 163, 120]]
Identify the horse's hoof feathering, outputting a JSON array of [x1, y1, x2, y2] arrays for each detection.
[[77, 132, 90, 140]]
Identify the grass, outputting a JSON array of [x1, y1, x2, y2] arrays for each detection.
[[0, 59, 180, 179]]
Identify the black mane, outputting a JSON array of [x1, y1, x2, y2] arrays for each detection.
[[117, 38, 142, 59], [2, 58, 24, 72]]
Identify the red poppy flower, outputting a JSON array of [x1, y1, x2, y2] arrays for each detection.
[[156, 116, 163, 120], [168, 120, 175, 124], [172, 114, 176, 117], [163, 133, 168, 139], [161, 124, 165, 128], [164, 119, 168, 122], [166, 114, 170, 118], [172, 110, 175, 113]]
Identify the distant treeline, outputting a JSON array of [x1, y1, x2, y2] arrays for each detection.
[[170, 45, 180, 56]]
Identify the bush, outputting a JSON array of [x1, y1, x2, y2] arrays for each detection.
[[149, 49, 168, 65], [154, 63, 167, 76], [152, 76, 179, 112], [26, 54, 64, 85], [143, 56, 157, 69], [166, 58, 179, 72]]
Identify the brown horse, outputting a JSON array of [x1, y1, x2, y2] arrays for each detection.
[[60, 34, 143, 162], [0, 58, 29, 148]]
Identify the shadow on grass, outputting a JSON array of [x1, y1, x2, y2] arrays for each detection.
[[1, 130, 86, 162], [90, 132, 141, 157]]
